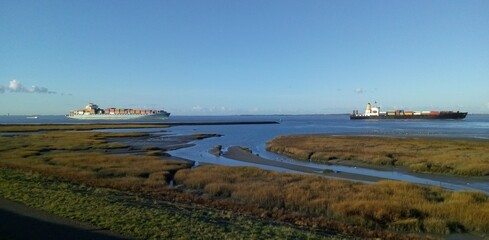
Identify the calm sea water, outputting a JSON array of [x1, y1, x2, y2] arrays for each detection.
[[2, 114, 489, 139], [2, 114, 489, 192]]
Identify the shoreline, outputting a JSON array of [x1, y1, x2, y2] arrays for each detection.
[[115, 123, 489, 193], [222, 146, 387, 183], [220, 146, 489, 193], [4, 121, 485, 193]]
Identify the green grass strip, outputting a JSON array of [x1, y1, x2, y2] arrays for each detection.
[[0, 168, 341, 240]]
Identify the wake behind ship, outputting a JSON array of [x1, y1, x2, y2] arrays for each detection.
[[351, 103, 467, 120], [66, 103, 170, 120]]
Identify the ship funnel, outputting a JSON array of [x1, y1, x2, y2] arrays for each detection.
[[366, 103, 371, 113]]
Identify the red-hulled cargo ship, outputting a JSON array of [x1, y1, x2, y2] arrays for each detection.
[[350, 103, 467, 120]]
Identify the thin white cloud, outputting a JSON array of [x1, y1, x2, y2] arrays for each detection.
[[191, 105, 204, 111], [354, 88, 365, 94], [3, 79, 57, 94], [191, 105, 231, 114], [29, 85, 56, 94]]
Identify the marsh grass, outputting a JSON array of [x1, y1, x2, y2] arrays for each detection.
[[0, 131, 191, 193], [0, 168, 342, 240], [266, 135, 489, 176], [175, 165, 489, 235], [2, 127, 485, 238]]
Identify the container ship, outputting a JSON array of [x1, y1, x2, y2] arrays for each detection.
[[66, 103, 170, 120], [350, 103, 467, 120]]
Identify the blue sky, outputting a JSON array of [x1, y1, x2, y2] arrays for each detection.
[[1, 0, 488, 115]]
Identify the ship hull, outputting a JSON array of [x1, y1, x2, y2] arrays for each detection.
[[350, 112, 467, 120], [66, 112, 170, 120]]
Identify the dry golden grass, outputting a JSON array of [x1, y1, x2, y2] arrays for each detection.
[[1, 130, 372, 239], [175, 165, 489, 234], [0, 131, 192, 192], [3, 127, 487, 237], [267, 135, 489, 176]]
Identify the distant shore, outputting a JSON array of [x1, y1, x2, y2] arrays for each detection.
[[0, 120, 278, 127]]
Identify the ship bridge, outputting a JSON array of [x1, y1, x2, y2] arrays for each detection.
[[364, 103, 380, 116]]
